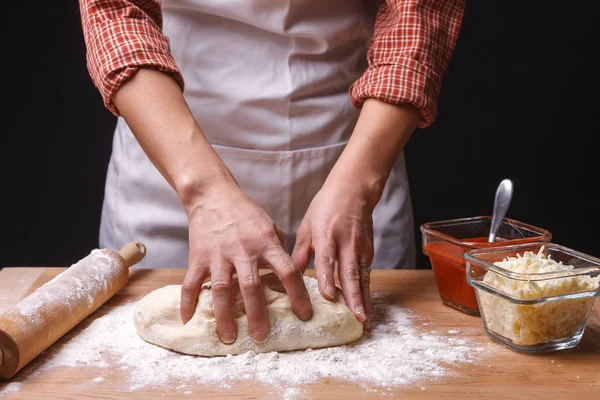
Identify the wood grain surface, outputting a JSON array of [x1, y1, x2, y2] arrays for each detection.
[[0, 268, 598, 399]]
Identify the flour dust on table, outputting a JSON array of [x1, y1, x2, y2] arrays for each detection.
[[134, 275, 362, 356], [0, 292, 490, 397]]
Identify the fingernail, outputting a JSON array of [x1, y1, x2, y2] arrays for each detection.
[[355, 305, 367, 322], [252, 332, 269, 344], [364, 318, 371, 331], [325, 285, 336, 299], [221, 333, 237, 344], [322, 274, 336, 300], [299, 308, 313, 321]]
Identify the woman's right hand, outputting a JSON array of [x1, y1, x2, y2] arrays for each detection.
[[179, 179, 313, 345], [109, 69, 311, 344]]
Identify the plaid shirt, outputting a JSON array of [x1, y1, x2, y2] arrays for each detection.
[[79, 0, 465, 127]]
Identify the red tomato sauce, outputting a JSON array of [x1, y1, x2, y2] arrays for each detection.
[[424, 236, 538, 315]]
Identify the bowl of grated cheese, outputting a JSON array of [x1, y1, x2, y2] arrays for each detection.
[[465, 243, 600, 353]]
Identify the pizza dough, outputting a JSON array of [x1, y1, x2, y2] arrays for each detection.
[[133, 274, 363, 356]]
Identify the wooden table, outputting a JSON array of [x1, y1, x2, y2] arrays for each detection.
[[0, 268, 598, 399]]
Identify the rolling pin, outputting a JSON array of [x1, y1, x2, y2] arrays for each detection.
[[0, 241, 146, 380]]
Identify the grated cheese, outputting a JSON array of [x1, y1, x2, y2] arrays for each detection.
[[477, 247, 599, 346]]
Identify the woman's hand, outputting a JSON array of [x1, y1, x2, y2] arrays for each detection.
[[111, 69, 313, 345], [291, 177, 375, 328], [291, 101, 421, 330], [180, 179, 313, 345]]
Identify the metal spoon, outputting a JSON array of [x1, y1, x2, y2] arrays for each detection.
[[488, 179, 514, 243]]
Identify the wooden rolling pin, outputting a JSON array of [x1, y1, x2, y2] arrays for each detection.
[[0, 241, 146, 380]]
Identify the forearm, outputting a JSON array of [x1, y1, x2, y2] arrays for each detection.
[[326, 99, 420, 208], [113, 68, 235, 211]]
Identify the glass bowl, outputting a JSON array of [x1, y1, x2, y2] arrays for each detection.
[[465, 242, 600, 353], [421, 216, 552, 315]]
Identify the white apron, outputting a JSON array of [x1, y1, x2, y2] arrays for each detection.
[[99, 0, 416, 269]]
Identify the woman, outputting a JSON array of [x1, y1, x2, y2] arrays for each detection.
[[79, 0, 464, 345]]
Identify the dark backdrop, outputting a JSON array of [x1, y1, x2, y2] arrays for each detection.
[[1, 2, 598, 269]]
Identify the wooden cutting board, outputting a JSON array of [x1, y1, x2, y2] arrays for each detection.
[[0, 268, 598, 399]]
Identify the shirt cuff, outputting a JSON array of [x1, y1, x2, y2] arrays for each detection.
[[349, 59, 441, 128], [86, 18, 184, 116]]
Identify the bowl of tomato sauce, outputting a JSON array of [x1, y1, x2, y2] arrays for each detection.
[[420, 216, 552, 316]]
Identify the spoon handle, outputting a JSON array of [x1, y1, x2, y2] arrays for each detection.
[[488, 179, 514, 243]]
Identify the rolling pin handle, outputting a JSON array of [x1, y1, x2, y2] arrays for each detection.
[[118, 241, 147, 268]]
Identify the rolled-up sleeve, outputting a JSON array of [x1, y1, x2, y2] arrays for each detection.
[[350, 0, 465, 128], [79, 0, 184, 115]]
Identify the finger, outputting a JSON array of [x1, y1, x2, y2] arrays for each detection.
[[210, 263, 237, 344], [360, 239, 374, 330], [312, 234, 337, 301], [263, 247, 313, 321], [237, 263, 269, 343], [180, 265, 210, 324], [291, 222, 312, 273], [338, 244, 367, 322], [359, 266, 372, 330], [275, 226, 289, 253]]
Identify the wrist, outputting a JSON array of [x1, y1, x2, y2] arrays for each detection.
[[324, 165, 387, 211], [176, 172, 238, 216]]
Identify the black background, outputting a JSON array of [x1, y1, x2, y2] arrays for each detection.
[[1, 2, 598, 269]]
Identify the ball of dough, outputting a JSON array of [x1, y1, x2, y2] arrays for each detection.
[[133, 274, 363, 356]]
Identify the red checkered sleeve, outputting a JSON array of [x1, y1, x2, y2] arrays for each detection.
[[79, 0, 184, 115], [350, 0, 465, 128]]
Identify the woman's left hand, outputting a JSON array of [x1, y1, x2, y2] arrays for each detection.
[[291, 177, 375, 329], [292, 100, 421, 330]]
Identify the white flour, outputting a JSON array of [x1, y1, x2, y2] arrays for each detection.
[[283, 387, 307, 399], [1, 293, 489, 398], [0, 383, 22, 397]]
